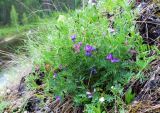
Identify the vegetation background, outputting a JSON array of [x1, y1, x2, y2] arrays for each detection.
[[0, 0, 82, 25]]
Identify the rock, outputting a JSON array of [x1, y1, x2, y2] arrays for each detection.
[[44, 106, 51, 112], [18, 77, 26, 96], [6, 89, 11, 95], [0, 91, 5, 95], [0, 61, 3, 65], [23, 111, 28, 113]]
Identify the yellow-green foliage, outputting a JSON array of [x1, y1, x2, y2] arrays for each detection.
[[22, 13, 28, 25], [10, 5, 19, 26]]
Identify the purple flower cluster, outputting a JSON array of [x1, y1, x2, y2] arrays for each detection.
[[84, 45, 96, 56], [70, 34, 120, 63], [106, 53, 120, 63], [73, 42, 82, 53]]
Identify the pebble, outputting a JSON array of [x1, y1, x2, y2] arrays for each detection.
[[6, 89, 11, 94], [0, 91, 5, 95], [45, 106, 51, 112], [0, 61, 3, 65]]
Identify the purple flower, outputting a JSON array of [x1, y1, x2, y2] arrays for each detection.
[[91, 68, 97, 75], [55, 96, 61, 102], [73, 42, 82, 53], [53, 73, 58, 78], [78, 42, 82, 45], [71, 34, 76, 42], [85, 51, 92, 56], [106, 53, 113, 60], [85, 45, 95, 52], [92, 0, 97, 3], [84, 45, 96, 56], [108, 28, 115, 34], [86, 91, 93, 99], [106, 53, 120, 63], [111, 58, 120, 63]]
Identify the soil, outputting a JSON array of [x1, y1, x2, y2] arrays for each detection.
[[137, 3, 160, 46]]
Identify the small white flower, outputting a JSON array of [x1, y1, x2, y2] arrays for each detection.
[[99, 97, 105, 103], [86, 91, 92, 95], [86, 91, 93, 98], [108, 28, 115, 34], [88, 0, 97, 6], [93, 88, 96, 92]]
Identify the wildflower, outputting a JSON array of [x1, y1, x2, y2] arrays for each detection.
[[53, 72, 58, 78], [55, 96, 61, 102], [71, 34, 76, 42], [86, 91, 93, 99], [85, 51, 92, 56], [79, 42, 82, 45], [90, 67, 97, 75], [88, 0, 97, 6], [73, 42, 82, 53], [84, 45, 96, 56], [108, 28, 115, 34], [85, 45, 95, 52], [92, 0, 97, 3], [106, 53, 113, 60], [106, 53, 120, 63], [99, 97, 105, 103], [111, 86, 114, 89], [111, 58, 120, 63], [93, 88, 96, 92]]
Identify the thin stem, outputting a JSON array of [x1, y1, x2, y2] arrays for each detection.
[[87, 70, 92, 88]]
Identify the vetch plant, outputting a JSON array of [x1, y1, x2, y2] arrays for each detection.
[[25, 0, 158, 112]]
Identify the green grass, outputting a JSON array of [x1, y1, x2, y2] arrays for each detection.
[[0, 14, 59, 39], [0, 100, 10, 112], [0, 25, 30, 39]]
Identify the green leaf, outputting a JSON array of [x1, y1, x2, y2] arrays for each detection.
[[125, 89, 135, 104]]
